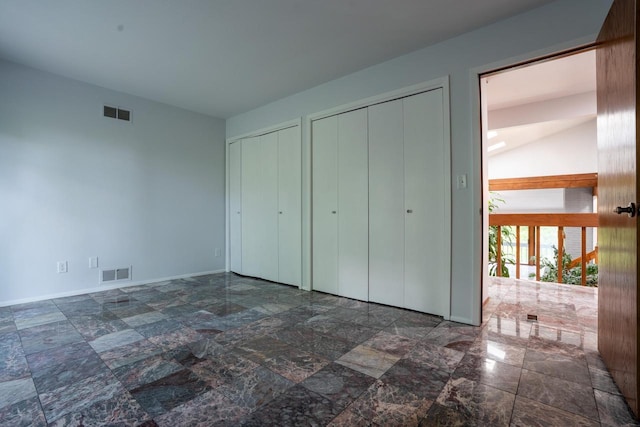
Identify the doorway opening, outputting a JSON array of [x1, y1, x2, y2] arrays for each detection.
[[480, 48, 598, 316]]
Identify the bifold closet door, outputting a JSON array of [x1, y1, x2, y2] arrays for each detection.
[[312, 116, 339, 294], [337, 108, 368, 300], [241, 134, 278, 281], [229, 140, 242, 273], [403, 89, 447, 314], [277, 127, 302, 286], [369, 89, 448, 316], [368, 99, 405, 308]]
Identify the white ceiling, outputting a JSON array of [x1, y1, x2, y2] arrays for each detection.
[[484, 50, 596, 156], [0, 0, 554, 119], [485, 50, 596, 111]]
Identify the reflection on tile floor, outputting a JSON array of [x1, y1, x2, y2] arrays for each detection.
[[0, 273, 639, 426]]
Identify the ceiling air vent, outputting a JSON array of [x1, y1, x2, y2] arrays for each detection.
[[103, 105, 132, 122], [100, 266, 132, 284]]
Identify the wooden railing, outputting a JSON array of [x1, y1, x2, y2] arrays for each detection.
[[489, 213, 598, 285]]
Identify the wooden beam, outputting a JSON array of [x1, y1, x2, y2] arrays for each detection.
[[489, 213, 598, 227], [489, 173, 598, 191]]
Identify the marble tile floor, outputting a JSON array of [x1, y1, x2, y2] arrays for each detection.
[[0, 273, 638, 426]]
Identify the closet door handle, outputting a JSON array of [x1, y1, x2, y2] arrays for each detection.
[[406, 209, 413, 213], [279, 211, 283, 214], [331, 211, 337, 214]]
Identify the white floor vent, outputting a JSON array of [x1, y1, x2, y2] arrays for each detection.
[[101, 266, 132, 283]]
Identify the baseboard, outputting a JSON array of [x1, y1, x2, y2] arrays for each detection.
[[449, 315, 477, 326], [0, 269, 227, 307]]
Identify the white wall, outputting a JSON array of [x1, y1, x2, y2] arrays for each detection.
[[226, 0, 611, 324], [489, 119, 597, 178], [0, 59, 226, 305]]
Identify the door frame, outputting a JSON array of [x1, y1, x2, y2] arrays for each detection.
[[471, 40, 597, 324]]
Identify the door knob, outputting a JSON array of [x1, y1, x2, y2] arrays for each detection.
[[406, 209, 413, 213], [331, 211, 337, 214], [614, 202, 636, 217]]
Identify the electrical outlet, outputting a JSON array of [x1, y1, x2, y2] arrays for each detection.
[[57, 261, 68, 273], [89, 257, 99, 269], [214, 248, 221, 257]]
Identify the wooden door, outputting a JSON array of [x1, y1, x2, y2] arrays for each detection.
[[369, 99, 405, 308], [597, 0, 640, 416], [312, 116, 339, 294], [338, 108, 369, 300], [277, 127, 302, 286], [229, 140, 242, 273], [403, 89, 449, 316]]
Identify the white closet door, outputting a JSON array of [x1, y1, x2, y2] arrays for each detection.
[[260, 132, 279, 282], [277, 127, 302, 286], [338, 108, 369, 300], [403, 89, 448, 315], [312, 116, 339, 294], [229, 140, 242, 273], [241, 134, 279, 281], [241, 137, 262, 278], [368, 99, 405, 307]]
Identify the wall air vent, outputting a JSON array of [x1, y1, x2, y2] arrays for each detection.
[[103, 105, 132, 122], [100, 266, 132, 284]]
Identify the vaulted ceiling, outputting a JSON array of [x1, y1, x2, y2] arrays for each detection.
[[0, 0, 554, 118]]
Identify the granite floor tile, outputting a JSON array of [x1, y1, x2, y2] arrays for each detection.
[[381, 358, 450, 401], [523, 348, 591, 386], [595, 389, 640, 427], [452, 353, 521, 394], [362, 330, 418, 357], [89, 328, 145, 353], [98, 339, 162, 370], [55, 299, 105, 317], [0, 377, 37, 410], [0, 395, 47, 427], [424, 328, 476, 353], [241, 384, 340, 427], [68, 315, 130, 340], [135, 318, 185, 338], [154, 389, 248, 427], [337, 345, 400, 379], [589, 365, 621, 395], [517, 369, 599, 421], [259, 345, 330, 383], [326, 408, 375, 427], [435, 377, 515, 427], [146, 327, 202, 351], [32, 350, 109, 394], [217, 365, 293, 409], [301, 362, 376, 411], [18, 320, 84, 355], [39, 371, 123, 424], [510, 396, 599, 427], [113, 354, 184, 390], [348, 379, 433, 426], [26, 341, 96, 373], [14, 310, 67, 330], [467, 337, 526, 367], [0, 331, 29, 382], [0, 318, 16, 334], [420, 402, 476, 426], [405, 341, 465, 374], [129, 369, 212, 417], [0, 273, 635, 425], [123, 310, 168, 327], [48, 389, 151, 427]]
